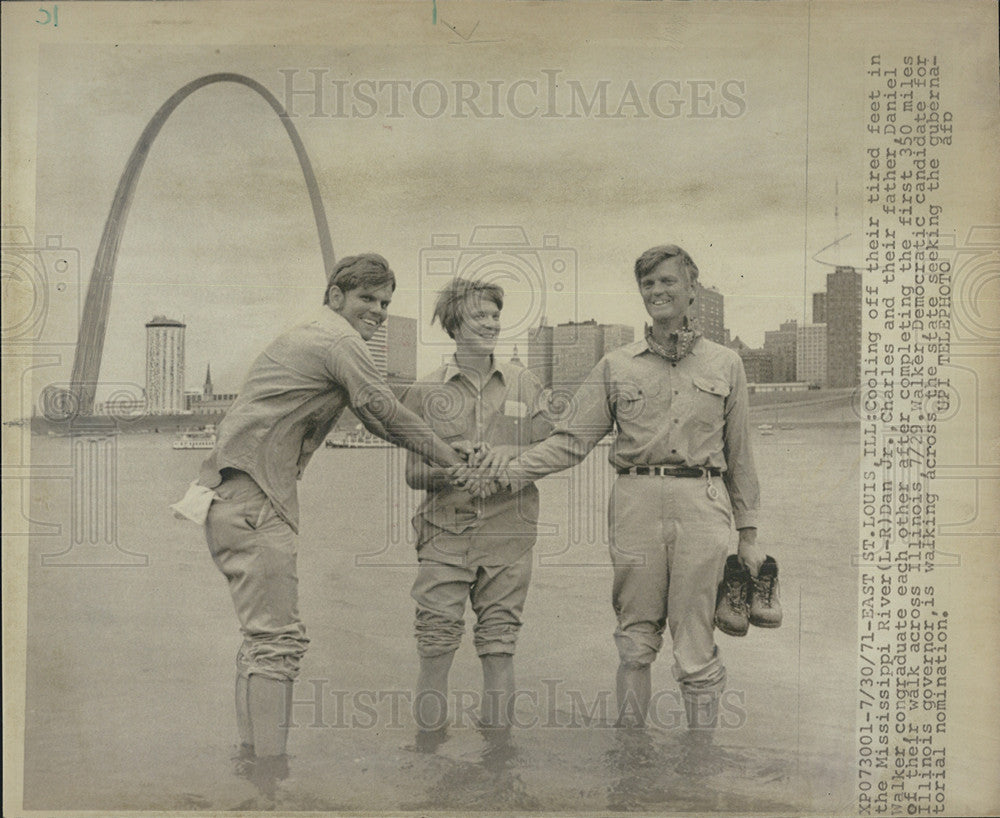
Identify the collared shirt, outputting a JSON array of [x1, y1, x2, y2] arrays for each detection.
[[198, 307, 399, 533], [510, 336, 760, 529], [402, 356, 552, 566]]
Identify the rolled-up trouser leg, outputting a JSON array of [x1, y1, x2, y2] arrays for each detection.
[[664, 480, 732, 703], [206, 472, 309, 683], [681, 672, 727, 730], [609, 478, 669, 668], [206, 472, 309, 756], [470, 552, 533, 657], [610, 475, 733, 726], [411, 560, 472, 658]]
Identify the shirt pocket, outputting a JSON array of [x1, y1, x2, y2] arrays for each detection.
[[487, 412, 528, 446], [611, 379, 659, 423], [691, 376, 730, 429]]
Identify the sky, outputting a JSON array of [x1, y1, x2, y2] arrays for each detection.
[[25, 1, 994, 403]]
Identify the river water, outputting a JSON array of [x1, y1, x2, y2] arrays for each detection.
[[22, 419, 859, 814]]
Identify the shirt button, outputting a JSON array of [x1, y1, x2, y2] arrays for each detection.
[[671, 449, 677, 454], [671, 363, 677, 368], [673, 418, 679, 424], [673, 390, 679, 395]]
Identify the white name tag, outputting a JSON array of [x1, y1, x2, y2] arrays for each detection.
[[503, 400, 529, 418]]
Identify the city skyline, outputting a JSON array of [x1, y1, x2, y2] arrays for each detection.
[[81, 258, 863, 416], [79, 261, 821, 408], [28, 26, 884, 409]]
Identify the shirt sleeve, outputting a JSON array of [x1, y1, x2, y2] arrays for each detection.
[[722, 354, 760, 529], [325, 335, 400, 427], [520, 368, 555, 444], [400, 382, 425, 474], [508, 357, 614, 480]]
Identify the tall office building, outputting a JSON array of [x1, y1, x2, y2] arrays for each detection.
[[366, 325, 389, 377], [367, 315, 418, 388], [764, 320, 798, 382], [527, 322, 555, 388], [548, 320, 635, 390], [737, 347, 774, 384], [813, 291, 827, 324], [334, 314, 418, 433], [552, 320, 604, 389], [691, 284, 726, 344], [600, 323, 635, 356], [797, 323, 828, 387], [825, 265, 862, 387], [145, 315, 185, 414], [729, 335, 773, 384]]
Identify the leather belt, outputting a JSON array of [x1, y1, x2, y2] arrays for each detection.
[[616, 465, 722, 477]]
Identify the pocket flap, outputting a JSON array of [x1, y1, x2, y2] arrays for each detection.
[[691, 376, 731, 398]]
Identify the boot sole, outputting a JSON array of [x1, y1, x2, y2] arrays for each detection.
[[715, 620, 749, 637], [749, 618, 782, 628]]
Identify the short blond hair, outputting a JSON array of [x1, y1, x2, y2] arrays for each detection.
[[432, 278, 505, 339]]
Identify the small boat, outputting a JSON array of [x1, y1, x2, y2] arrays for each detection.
[[172, 427, 217, 450]]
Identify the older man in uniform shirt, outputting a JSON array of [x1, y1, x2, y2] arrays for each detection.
[[472, 244, 762, 739]]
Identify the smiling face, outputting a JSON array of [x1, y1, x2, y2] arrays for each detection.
[[638, 256, 695, 330], [327, 283, 394, 341], [452, 292, 501, 355]]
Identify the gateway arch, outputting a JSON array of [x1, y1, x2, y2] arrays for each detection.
[[69, 73, 335, 415]]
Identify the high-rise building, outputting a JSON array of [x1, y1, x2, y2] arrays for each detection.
[[145, 315, 185, 413], [520, 318, 635, 390], [366, 325, 389, 377], [797, 323, 828, 387], [368, 315, 418, 388], [549, 320, 635, 390], [333, 314, 418, 433], [386, 315, 418, 387], [764, 320, 798, 382], [812, 291, 827, 324], [552, 320, 603, 389], [527, 322, 554, 388], [825, 265, 862, 387], [737, 347, 773, 384], [691, 284, 726, 344], [600, 323, 635, 356]]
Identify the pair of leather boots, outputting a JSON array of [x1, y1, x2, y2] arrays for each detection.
[[715, 554, 782, 636]]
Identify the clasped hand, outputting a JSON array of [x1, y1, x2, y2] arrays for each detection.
[[446, 441, 521, 499]]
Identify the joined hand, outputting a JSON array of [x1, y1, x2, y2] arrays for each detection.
[[447, 442, 522, 498]]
